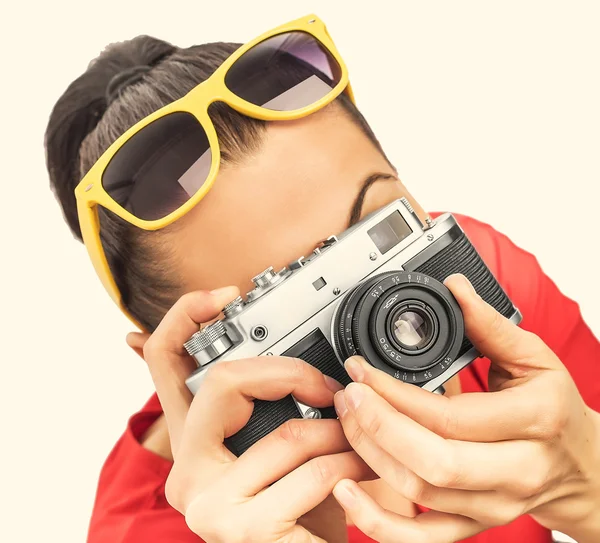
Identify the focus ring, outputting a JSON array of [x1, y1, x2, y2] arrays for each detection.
[[333, 274, 384, 361]]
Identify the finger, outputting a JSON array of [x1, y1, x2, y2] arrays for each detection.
[[258, 451, 374, 522], [224, 419, 356, 496], [149, 286, 240, 358], [444, 274, 561, 372], [126, 332, 150, 360], [179, 356, 344, 462], [333, 480, 484, 543], [336, 395, 524, 524], [143, 286, 240, 453], [341, 383, 544, 492], [169, 420, 354, 510], [336, 394, 468, 507], [345, 356, 546, 441]]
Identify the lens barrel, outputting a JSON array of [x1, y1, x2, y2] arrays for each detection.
[[333, 271, 464, 385]]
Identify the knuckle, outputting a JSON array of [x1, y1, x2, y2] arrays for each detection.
[[402, 472, 429, 503], [531, 400, 568, 441], [428, 467, 452, 489], [348, 422, 366, 449], [487, 308, 504, 335], [438, 400, 459, 438], [364, 412, 384, 441], [310, 456, 335, 485], [484, 503, 525, 526], [476, 508, 503, 527], [527, 332, 548, 355], [358, 514, 383, 540], [547, 409, 569, 438], [514, 332, 548, 365], [184, 493, 251, 543], [203, 360, 236, 386], [142, 336, 159, 361], [164, 472, 187, 513], [513, 500, 529, 520], [178, 291, 205, 311], [428, 445, 459, 488], [185, 507, 230, 543], [278, 418, 306, 444], [519, 466, 551, 498], [288, 357, 307, 381]]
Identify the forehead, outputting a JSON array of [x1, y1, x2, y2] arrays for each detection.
[[174, 105, 393, 293]]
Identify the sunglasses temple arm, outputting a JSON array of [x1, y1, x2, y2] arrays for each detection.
[[76, 199, 146, 331]]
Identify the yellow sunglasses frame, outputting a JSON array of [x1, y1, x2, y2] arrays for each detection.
[[75, 13, 354, 329]]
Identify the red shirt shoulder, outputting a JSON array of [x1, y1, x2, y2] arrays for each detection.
[[87, 212, 600, 543]]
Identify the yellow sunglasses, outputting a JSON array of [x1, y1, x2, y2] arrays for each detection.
[[75, 14, 354, 328]]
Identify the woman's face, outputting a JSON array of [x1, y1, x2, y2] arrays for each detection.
[[172, 103, 427, 297]]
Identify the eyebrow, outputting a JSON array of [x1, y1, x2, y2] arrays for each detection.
[[348, 172, 397, 226]]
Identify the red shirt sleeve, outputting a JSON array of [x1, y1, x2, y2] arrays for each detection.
[[87, 395, 199, 542], [87, 212, 600, 543]]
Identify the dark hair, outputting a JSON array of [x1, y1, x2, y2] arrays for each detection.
[[45, 35, 385, 331]]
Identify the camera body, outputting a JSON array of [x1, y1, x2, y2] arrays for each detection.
[[184, 199, 522, 455]]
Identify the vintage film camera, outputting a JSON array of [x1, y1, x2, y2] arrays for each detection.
[[184, 199, 522, 455]]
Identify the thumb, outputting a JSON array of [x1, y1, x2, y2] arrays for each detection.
[[444, 274, 560, 372]]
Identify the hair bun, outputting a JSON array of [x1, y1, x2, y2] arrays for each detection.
[[105, 65, 153, 104]]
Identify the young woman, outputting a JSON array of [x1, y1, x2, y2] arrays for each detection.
[[45, 15, 600, 543]]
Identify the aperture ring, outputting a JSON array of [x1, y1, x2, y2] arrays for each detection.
[[334, 271, 464, 385]]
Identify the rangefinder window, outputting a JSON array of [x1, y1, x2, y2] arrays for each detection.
[[367, 211, 412, 254]]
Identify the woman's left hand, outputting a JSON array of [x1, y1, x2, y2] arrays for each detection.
[[332, 274, 600, 543]]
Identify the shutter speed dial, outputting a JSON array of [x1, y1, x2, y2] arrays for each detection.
[[247, 266, 291, 302]]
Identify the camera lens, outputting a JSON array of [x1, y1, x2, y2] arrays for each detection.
[[391, 306, 434, 351], [332, 271, 464, 385]]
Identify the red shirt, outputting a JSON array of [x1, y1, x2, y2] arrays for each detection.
[[87, 214, 600, 543]]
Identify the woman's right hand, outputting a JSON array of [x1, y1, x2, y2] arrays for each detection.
[[137, 287, 372, 543]]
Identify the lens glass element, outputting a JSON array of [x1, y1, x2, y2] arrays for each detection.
[[392, 309, 432, 349], [102, 112, 212, 221]]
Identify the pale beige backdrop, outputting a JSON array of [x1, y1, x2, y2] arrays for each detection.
[[1, 1, 598, 542]]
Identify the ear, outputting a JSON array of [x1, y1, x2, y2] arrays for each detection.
[[126, 331, 151, 361]]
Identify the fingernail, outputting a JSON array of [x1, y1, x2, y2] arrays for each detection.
[[334, 390, 347, 417], [333, 480, 356, 508], [323, 374, 344, 393], [462, 275, 477, 296], [345, 356, 365, 383], [345, 383, 364, 410], [446, 274, 478, 298]]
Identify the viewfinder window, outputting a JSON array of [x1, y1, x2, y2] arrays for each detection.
[[367, 211, 412, 254]]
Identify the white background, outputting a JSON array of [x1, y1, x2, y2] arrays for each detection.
[[1, 1, 598, 541]]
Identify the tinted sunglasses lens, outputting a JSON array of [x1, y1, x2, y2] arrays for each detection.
[[102, 112, 212, 221], [225, 31, 342, 111]]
